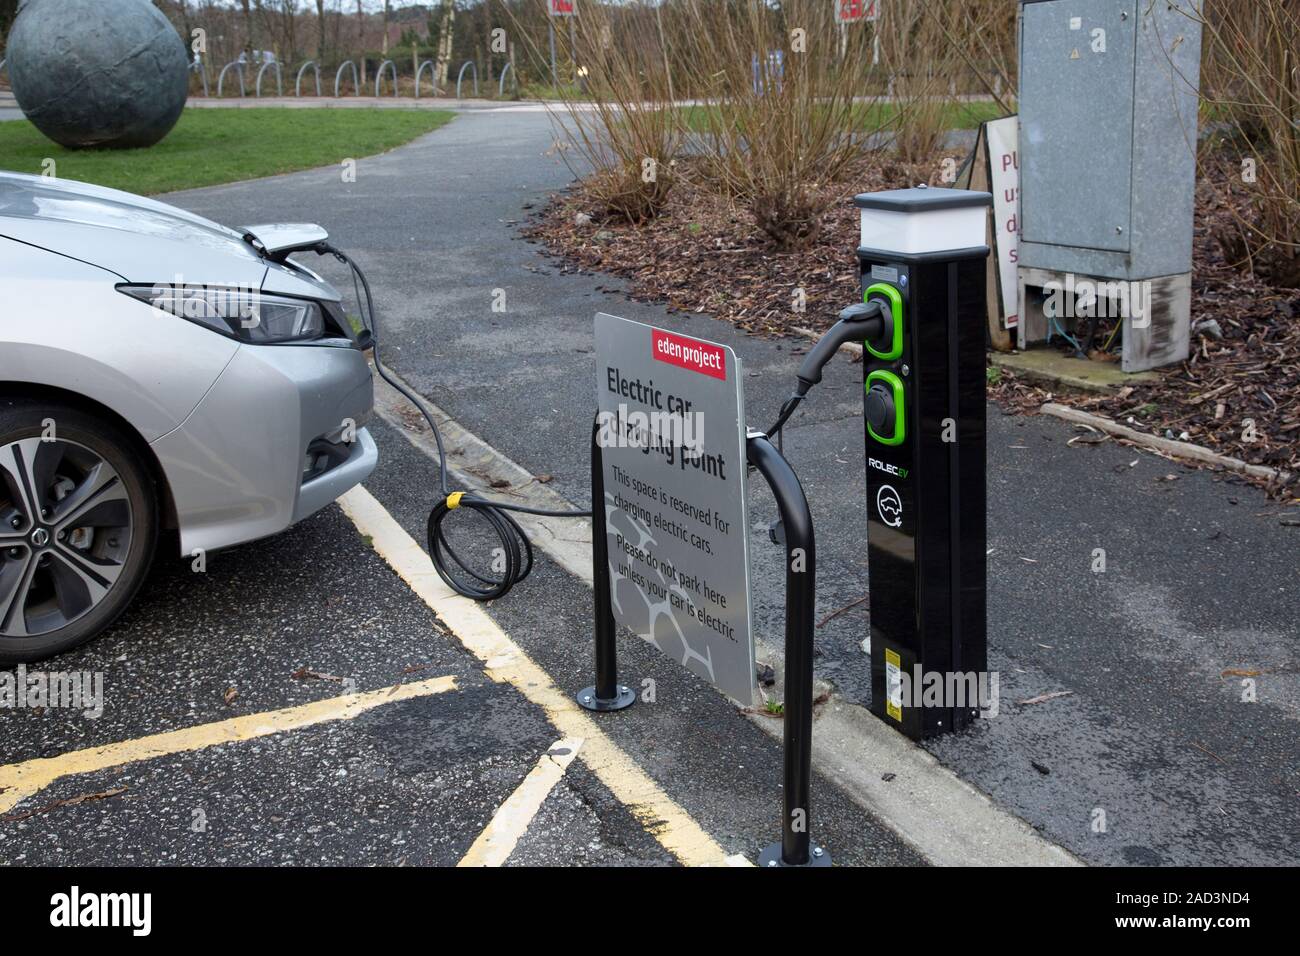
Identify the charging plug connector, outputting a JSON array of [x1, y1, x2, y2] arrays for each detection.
[[794, 299, 888, 396]]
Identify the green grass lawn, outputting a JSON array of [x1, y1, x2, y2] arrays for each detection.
[[0, 108, 455, 195], [678, 99, 1009, 133]]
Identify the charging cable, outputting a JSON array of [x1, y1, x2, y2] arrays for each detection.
[[768, 299, 887, 444], [314, 242, 589, 600]]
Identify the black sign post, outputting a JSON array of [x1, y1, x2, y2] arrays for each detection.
[[747, 432, 830, 868], [578, 414, 636, 713], [583, 395, 828, 864]]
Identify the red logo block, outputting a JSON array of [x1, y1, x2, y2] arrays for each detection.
[[651, 330, 727, 380]]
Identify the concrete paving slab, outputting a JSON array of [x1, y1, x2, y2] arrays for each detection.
[[992, 349, 1160, 392]]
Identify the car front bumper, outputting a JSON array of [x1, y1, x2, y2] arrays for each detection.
[[150, 340, 377, 555]]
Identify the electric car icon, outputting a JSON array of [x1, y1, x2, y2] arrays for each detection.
[[876, 484, 903, 529], [0, 171, 377, 663]]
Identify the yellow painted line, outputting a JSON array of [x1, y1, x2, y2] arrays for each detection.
[[458, 737, 584, 867], [0, 675, 458, 817], [339, 486, 748, 867]]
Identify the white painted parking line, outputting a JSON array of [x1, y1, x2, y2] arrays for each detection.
[[458, 737, 584, 867], [339, 485, 748, 867]]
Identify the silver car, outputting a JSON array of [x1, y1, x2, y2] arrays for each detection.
[[0, 172, 377, 663]]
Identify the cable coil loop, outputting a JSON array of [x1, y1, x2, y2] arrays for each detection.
[[426, 493, 535, 600]]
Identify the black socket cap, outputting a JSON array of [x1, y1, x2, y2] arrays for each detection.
[[854, 187, 992, 212]]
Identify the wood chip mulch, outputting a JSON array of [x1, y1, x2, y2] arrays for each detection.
[[521, 155, 938, 337], [523, 154, 1299, 499], [994, 160, 1299, 498]]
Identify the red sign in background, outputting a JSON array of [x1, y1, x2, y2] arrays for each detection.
[[836, 0, 880, 24]]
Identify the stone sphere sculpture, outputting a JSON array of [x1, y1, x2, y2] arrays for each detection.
[[7, 0, 190, 149]]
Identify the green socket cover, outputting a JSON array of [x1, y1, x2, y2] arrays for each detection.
[[863, 282, 904, 361], [866, 369, 906, 446]]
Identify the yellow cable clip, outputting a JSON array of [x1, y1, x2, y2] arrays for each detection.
[[446, 491, 465, 510]]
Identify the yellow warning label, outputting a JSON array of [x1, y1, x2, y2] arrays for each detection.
[[885, 648, 903, 722]]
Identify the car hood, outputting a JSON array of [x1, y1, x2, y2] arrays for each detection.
[[0, 172, 339, 300]]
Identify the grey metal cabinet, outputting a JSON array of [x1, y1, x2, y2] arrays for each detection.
[[1017, 0, 1203, 371]]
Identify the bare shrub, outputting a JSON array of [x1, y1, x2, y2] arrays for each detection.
[[1197, 1, 1299, 286], [668, 0, 889, 250], [871, 0, 974, 164], [923, 0, 1019, 109], [531, 3, 682, 223], [526, 0, 1013, 240]]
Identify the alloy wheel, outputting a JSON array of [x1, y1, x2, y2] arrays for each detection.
[[0, 437, 134, 638]]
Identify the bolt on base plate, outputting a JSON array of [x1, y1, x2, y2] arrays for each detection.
[[758, 843, 832, 868], [576, 685, 636, 712]]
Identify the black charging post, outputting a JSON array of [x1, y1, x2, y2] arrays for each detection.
[[851, 187, 993, 740]]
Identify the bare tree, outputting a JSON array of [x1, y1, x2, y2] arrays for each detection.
[[356, 0, 365, 85], [330, 0, 343, 57], [239, 0, 254, 60], [252, 0, 275, 61], [314, 0, 327, 63], [434, 0, 455, 88], [278, 1, 299, 64]]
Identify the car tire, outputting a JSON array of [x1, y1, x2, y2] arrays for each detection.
[[0, 398, 157, 664]]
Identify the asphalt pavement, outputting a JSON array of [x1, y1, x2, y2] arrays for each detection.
[[0, 500, 671, 865], [163, 108, 1300, 866], [2, 107, 1296, 866], [0, 415, 919, 866]]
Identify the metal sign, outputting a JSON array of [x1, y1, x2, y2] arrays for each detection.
[[835, 0, 880, 24], [594, 313, 756, 705], [986, 115, 1020, 329], [548, 0, 575, 17]]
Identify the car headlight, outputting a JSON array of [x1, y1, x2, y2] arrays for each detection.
[[118, 284, 326, 344]]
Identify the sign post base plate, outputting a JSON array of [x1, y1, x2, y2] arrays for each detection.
[[758, 843, 832, 868], [576, 685, 636, 712]]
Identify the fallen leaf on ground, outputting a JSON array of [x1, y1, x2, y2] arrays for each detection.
[[1018, 690, 1074, 706], [291, 667, 345, 683], [0, 787, 128, 823]]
